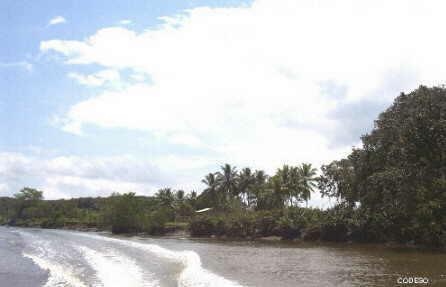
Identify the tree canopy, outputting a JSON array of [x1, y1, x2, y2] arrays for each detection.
[[319, 86, 446, 245], [14, 187, 43, 201]]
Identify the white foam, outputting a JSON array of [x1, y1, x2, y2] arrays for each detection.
[[23, 252, 87, 287], [18, 230, 87, 287], [177, 251, 242, 287], [76, 232, 243, 287], [18, 229, 243, 287], [78, 246, 158, 287]]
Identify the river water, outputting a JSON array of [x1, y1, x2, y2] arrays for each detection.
[[0, 226, 445, 286]]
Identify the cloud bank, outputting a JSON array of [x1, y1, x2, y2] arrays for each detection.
[[8, 0, 446, 205], [0, 152, 215, 199]]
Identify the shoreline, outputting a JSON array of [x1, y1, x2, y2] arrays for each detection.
[[4, 224, 445, 253]]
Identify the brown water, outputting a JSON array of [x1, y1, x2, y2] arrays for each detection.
[[1, 227, 445, 286], [160, 238, 446, 287]]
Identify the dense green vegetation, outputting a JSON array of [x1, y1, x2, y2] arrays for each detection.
[[0, 188, 195, 235], [318, 86, 446, 247], [1, 86, 445, 247]]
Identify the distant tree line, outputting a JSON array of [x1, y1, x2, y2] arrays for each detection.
[[0, 86, 445, 247]]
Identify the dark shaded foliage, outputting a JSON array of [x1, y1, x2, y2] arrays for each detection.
[[319, 86, 446, 247]]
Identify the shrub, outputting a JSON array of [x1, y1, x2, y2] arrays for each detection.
[[225, 214, 256, 238], [274, 216, 301, 239], [189, 216, 215, 236], [320, 222, 348, 242], [302, 226, 321, 241], [255, 211, 277, 237]]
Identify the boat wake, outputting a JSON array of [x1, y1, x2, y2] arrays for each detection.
[[17, 230, 242, 287], [76, 232, 243, 287], [77, 246, 157, 287], [177, 251, 241, 287], [23, 252, 88, 287]]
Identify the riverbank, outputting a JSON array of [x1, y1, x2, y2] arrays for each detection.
[[3, 200, 445, 251], [5, 222, 444, 253]]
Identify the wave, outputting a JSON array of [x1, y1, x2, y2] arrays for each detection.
[[18, 230, 159, 287], [17, 229, 242, 287], [77, 246, 158, 287], [23, 252, 87, 287], [177, 251, 242, 287], [19, 231, 88, 287], [76, 232, 243, 287]]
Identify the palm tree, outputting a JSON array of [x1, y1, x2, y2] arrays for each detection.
[[254, 170, 268, 185], [187, 190, 198, 209], [238, 167, 256, 206], [264, 175, 286, 209], [201, 173, 220, 207], [216, 164, 238, 200], [156, 188, 175, 208], [298, 163, 318, 207], [275, 165, 301, 206], [189, 190, 197, 199], [249, 170, 267, 209], [175, 189, 185, 201], [289, 166, 303, 206]]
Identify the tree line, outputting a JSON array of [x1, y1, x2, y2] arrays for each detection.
[[1, 86, 445, 247], [199, 163, 317, 211]]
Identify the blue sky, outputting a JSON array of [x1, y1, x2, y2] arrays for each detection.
[[1, 0, 445, 206], [0, 0, 249, 155]]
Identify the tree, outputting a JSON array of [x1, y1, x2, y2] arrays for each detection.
[[273, 165, 305, 207], [238, 167, 256, 207], [11, 187, 44, 223], [155, 188, 175, 208], [298, 163, 318, 207], [107, 192, 141, 234], [187, 191, 198, 209], [264, 175, 287, 209], [319, 86, 446, 246], [251, 170, 268, 208], [14, 187, 43, 201], [216, 164, 239, 200], [319, 159, 356, 205], [175, 190, 185, 201], [201, 173, 220, 207]]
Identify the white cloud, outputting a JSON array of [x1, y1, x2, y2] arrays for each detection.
[[68, 69, 120, 87], [169, 133, 205, 148], [0, 152, 175, 199], [0, 152, 33, 180], [36, 0, 446, 206], [48, 16, 66, 26], [129, 72, 147, 82], [0, 183, 8, 194], [119, 19, 132, 25]]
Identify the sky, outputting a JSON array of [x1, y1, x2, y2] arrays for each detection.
[[1, 0, 445, 207]]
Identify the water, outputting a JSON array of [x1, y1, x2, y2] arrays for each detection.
[[0, 226, 445, 287]]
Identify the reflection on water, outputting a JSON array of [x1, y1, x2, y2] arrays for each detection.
[[0, 226, 445, 287]]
